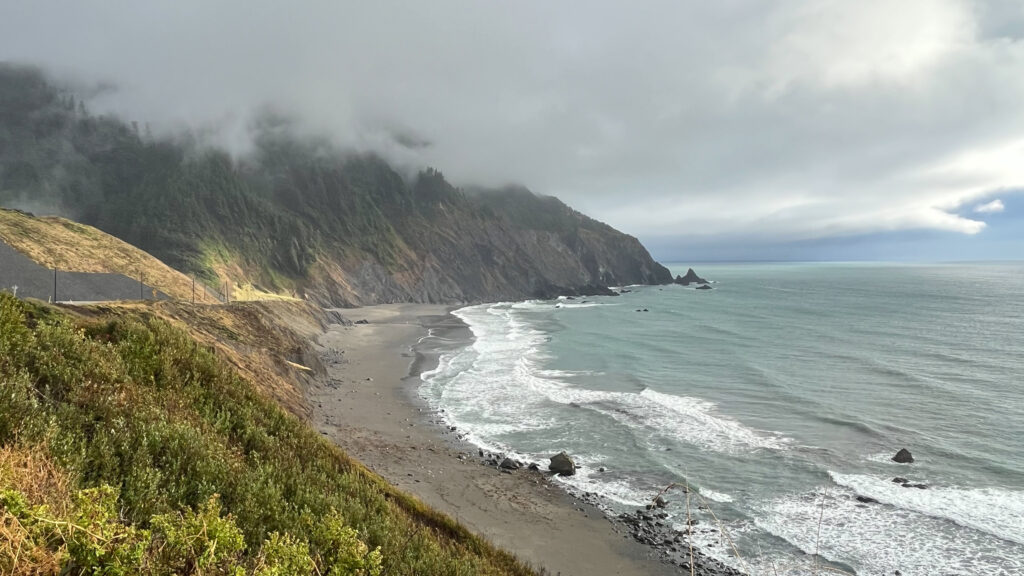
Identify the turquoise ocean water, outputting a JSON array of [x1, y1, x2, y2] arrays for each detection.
[[419, 263, 1024, 575]]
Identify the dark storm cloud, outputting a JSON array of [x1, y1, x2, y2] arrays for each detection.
[[3, 1, 1024, 249]]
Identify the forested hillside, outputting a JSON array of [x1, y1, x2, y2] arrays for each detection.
[[0, 64, 671, 305]]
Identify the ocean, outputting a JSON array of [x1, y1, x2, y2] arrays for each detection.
[[418, 262, 1024, 575]]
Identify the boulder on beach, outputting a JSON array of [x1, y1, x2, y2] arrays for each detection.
[[674, 268, 708, 286], [892, 448, 914, 463], [499, 457, 520, 470], [549, 451, 576, 476]]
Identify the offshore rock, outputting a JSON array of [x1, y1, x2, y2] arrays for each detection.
[[892, 448, 914, 463], [549, 451, 576, 476], [674, 268, 709, 286]]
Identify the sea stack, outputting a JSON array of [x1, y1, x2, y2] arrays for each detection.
[[892, 448, 914, 463], [674, 268, 709, 286]]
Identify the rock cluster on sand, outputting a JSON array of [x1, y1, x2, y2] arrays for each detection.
[[892, 448, 914, 463], [549, 451, 576, 476], [617, 509, 744, 575], [674, 268, 709, 286]]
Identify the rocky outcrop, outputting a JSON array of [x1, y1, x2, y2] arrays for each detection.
[[892, 448, 914, 463], [674, 268, 708, 286], [549, 451, 576, 476]]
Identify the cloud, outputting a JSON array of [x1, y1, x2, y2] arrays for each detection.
[[974, 199, 1006, 213], [2, 1, 1024, 255]]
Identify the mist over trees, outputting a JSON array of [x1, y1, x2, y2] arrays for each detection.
[[0, 64, 670, 302]]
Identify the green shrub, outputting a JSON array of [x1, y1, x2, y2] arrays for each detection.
[[150, 495, 245, 575], [0, 293, 534, 575]]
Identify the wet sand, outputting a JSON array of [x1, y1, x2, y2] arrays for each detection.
[[308, 303, 677, 576]]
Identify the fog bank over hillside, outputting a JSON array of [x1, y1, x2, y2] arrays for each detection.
[[3, 1, 1024, 258]]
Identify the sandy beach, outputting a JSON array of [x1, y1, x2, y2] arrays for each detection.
[[307, 303, 678, 576]]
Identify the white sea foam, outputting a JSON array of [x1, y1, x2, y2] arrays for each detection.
[[417, 297, 795, 574], [698, 487, 735, 503], [830, 472, 1024, 546], [423, 303, 791, 462], [639, 389, 791, 452], [750, 484, 1024, 576]]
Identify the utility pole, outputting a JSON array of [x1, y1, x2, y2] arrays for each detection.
[[53, 267, 57, 303], [192, 275, 196, 305], [140, 272, 144, 301]]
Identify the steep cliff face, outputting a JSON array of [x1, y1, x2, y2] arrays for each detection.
[[277, 173, 670, 306], [0, 64, 671, 306]]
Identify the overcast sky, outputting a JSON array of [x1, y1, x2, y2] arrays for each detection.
[[3, 1, 1023, 261]]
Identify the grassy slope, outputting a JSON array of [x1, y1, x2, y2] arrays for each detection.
[[0, 208, 294, 303], [0, 208, 200, 301], [0, 294, 538, 576]]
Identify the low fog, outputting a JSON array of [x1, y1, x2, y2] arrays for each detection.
[[3, 1, 1024, 257]]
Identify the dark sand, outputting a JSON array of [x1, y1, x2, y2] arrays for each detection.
[[308, 303, 678, 576]]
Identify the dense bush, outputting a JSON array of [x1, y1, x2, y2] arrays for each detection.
[[0, 294, 533, 575]]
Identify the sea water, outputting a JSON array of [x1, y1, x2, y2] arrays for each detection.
[[419, 263, 1024, 575]]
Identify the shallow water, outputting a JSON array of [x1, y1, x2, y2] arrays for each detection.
[[420, 262, 1024, 575]]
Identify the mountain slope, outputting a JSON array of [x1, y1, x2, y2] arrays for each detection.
[[0, 64, 671, 305]]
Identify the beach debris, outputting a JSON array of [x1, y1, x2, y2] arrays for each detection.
[[499, 457, 520, 470], [549, 451, 577, 476], [892, 448, 914, 463]]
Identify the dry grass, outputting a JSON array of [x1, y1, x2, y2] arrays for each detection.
[[0, 446, 73, 517], [0, 209, 200, 301], [231, 283, 301, 302], [0, 209, 295, 303], [0, 446, 73, 576]]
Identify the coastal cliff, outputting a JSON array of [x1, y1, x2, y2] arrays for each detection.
[[0, 64, 671, 306]]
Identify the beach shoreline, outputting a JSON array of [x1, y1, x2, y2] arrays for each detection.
[[307, 303, 687, 576], [306, 302, 743, 576]]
